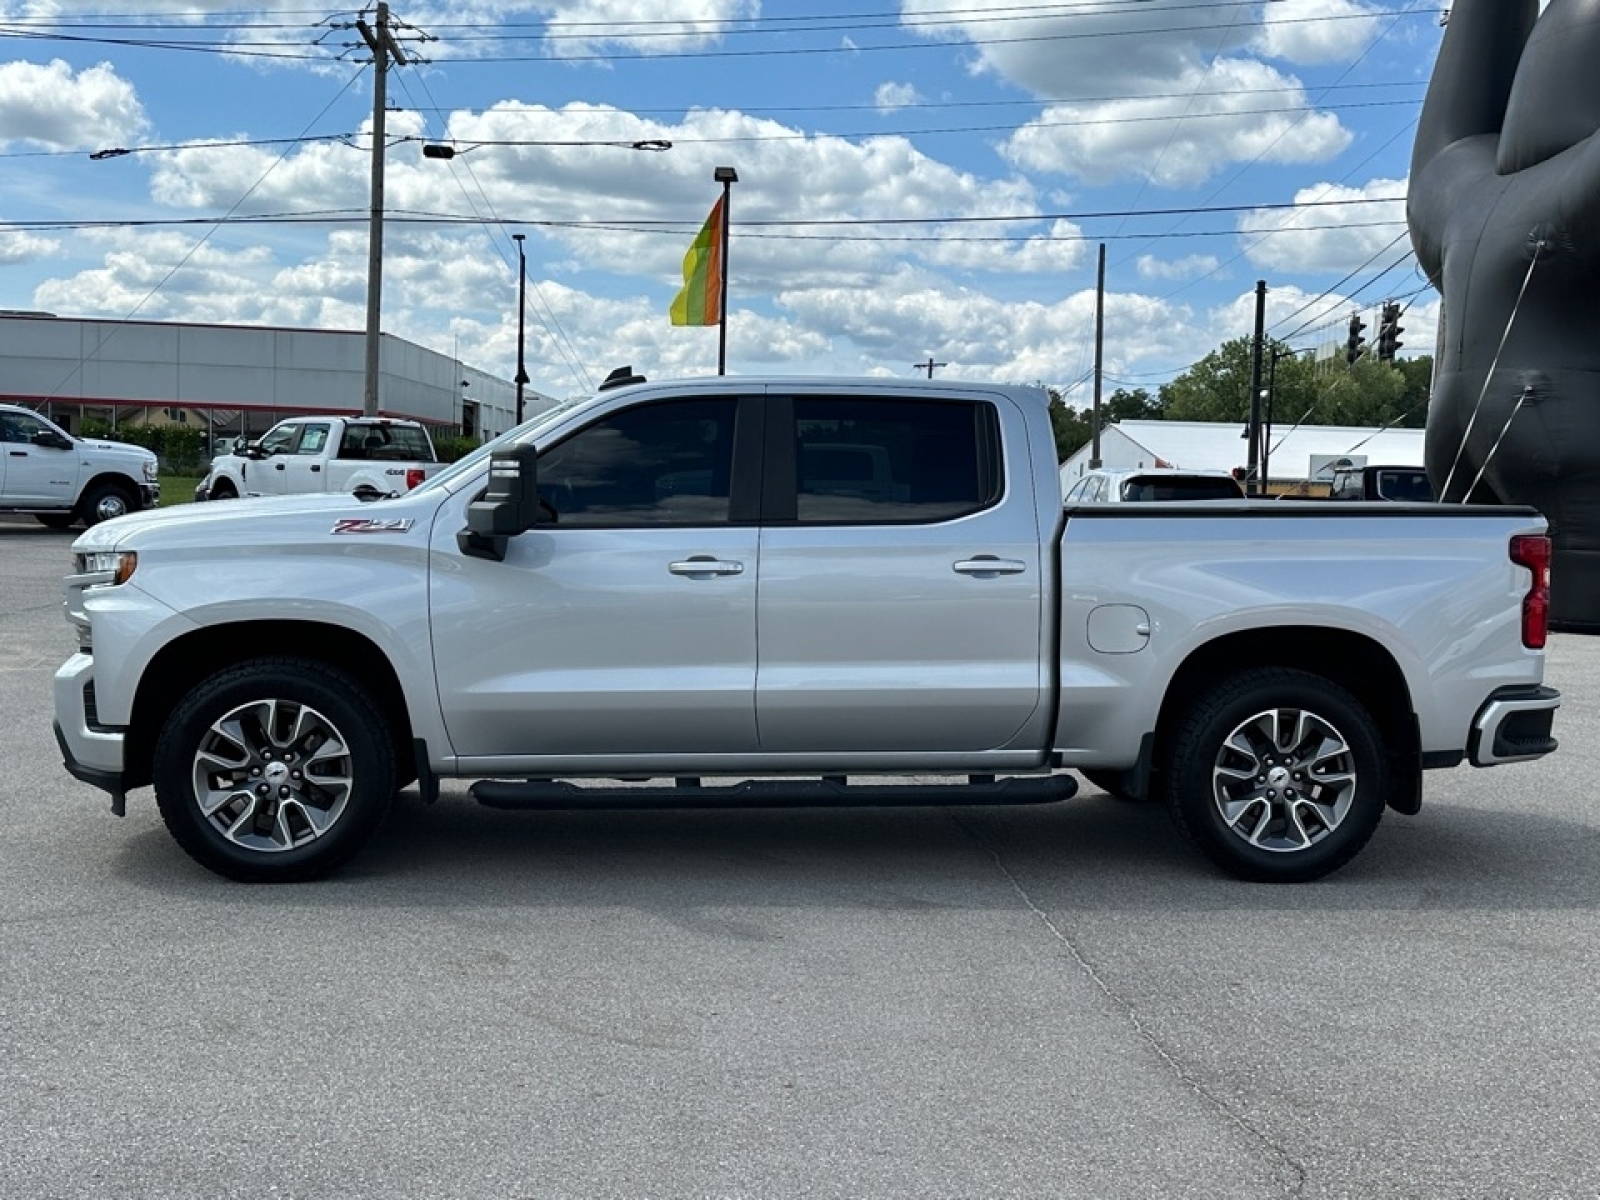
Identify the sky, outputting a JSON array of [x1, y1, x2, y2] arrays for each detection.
[[0, 0, 1442, 406]]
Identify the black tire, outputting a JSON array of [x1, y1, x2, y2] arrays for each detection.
[[153, 658, 399, 882], [35, 512, 76, 529], [209, 480, 238, 499], [1163, 668, 1387, 883], [79, 480, 136, 525]]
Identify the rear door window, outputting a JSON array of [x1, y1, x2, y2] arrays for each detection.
[[785, 397, 1001, 523]]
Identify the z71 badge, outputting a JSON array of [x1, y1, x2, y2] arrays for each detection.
[[331, 518, 415, 535]]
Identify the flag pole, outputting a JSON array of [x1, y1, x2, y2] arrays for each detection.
[[713, 166, 738, 375]]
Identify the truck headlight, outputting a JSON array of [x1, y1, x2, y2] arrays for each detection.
[[143, 460, 159, 483], [75, 551, 138, 586]]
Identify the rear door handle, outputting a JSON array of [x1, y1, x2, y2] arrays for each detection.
[[953, 557, 1027, 576], [669, 557, 745, 577]]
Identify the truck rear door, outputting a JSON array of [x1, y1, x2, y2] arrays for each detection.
[[753, 390, 1044, 753]]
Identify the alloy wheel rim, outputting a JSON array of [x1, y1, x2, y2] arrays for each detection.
[[190, 698, 353, 853], [1210, 706, 1357, 853]]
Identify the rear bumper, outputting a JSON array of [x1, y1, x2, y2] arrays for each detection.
[[1469, 685, 1560, 766]]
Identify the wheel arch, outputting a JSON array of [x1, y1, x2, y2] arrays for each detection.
[[1152, 626, 1422, 814], [76, 472, 139, 515], [122, 620, 418, 792]]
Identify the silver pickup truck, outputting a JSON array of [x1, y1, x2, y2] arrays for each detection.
[[53, 374, 1559, 884]]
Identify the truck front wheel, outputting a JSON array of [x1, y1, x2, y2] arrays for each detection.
[[80, 480, 136, 525], [152, 659, 398, 882], [1164, 668, 1387, 883]]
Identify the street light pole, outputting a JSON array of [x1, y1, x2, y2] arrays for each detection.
[[512, 232, 528, 425], [713, 166, 737, 376]]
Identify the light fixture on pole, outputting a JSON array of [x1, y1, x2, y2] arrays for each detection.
[[712, 166, 737, 376], [512, 233, 529, 425]]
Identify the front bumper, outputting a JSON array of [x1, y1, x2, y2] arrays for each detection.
[[139, 483, 160, 510], [1469, 685, 1560, 766], [54, 653, 127, 813]]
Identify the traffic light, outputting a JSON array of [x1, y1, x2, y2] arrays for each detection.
[[1377, 301, 1404, 362], [1346, 312, 1368, 365]]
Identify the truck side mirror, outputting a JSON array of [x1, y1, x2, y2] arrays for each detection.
[[458, 444, 543, 561], [33, 429, 71, 450]]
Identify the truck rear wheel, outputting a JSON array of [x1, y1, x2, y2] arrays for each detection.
[[1164, 668, 1387, 882], [152, 658, 398, 882]]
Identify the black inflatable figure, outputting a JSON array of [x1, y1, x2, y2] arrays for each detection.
[[1410, 0, 1600, 628]]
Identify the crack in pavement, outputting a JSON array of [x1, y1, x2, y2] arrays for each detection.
[[953, 811, 1308, 1197]]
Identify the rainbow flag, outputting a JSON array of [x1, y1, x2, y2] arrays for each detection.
[[669, 195, 725, 326]]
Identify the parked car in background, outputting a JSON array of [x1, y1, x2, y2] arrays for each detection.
[[196, 416, 442, 502], [1329, 464, 1435, 502], [1063, 466, 1245, 504], [0, 402, 159, 528]]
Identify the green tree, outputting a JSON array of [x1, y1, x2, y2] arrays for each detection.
[[1046, 387, 1092, 462]]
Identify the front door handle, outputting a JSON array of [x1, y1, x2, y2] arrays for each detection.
[[274, 462, 286, 470], [669, 556, 745, 577], [953, 557, 1027, 576]]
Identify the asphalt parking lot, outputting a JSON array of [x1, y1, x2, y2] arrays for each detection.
[[3, 515, 1598, 1199]]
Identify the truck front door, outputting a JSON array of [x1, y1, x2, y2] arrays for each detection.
[[282, 422, 332, 492], [250, 421, 300, 496], [430, 395, 763, 760], [0, 410, 78, 506], [754, 392, 1045, 753]]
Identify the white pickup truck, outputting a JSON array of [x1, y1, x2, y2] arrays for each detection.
[[0, 402, 159, 527], [53, 375, 1559, 884], [195, 415, 440, 502]]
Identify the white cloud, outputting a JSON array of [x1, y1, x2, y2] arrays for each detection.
[[901, 0, 1368, 186], [0, 60, 147, 149], [1239, 176, 1408, 272], [144, 102, 1085, 291], [1136, 253, 1220, 280], [874, 82, 921, 111], [1255, 0, 1383, 64], [1003, 58, 1351, 187], [528, 0, 759, 56]]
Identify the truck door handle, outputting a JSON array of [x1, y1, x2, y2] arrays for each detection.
[[669, 557, 745, 577], [274, 462, 285, 470], [953, 557, 1027, 576], [7, 450, 24, 457], [311, 465, 321, 472]]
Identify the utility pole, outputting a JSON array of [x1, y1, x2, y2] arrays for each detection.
[[1091, 242, 1105, 468], [1247, 280, 1266, 495], [357, 3, 408, 417], [512, 232, 528, 425], [914, 357, 947, 378]]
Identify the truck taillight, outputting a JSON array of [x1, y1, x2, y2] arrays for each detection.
[[405, 467, 424, 490], [1510, 534, 1550, 649]]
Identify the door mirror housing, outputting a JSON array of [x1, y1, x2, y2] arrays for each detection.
[[459, 443, 543, 561], [33, 429, 71, 450]]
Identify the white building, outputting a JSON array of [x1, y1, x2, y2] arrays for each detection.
[[0, 312, 557, 443], [1059, 419, 1427, 490]]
